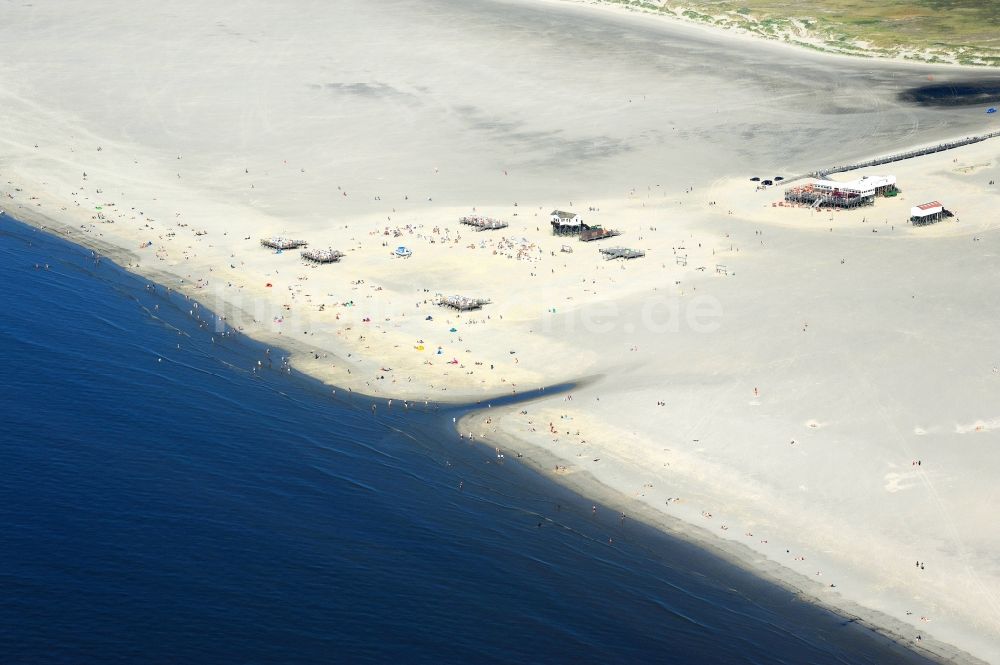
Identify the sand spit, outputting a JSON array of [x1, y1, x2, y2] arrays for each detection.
[[456, 142, 1000, 662], [9, 132, 1000, 662], [2, 0, 1000, 660], [458, 405, 988, 665]]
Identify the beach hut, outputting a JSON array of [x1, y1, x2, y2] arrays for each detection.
[[910, 201, 946, 225], [550, 210, 582, 225], [550, 210, 587, 235]]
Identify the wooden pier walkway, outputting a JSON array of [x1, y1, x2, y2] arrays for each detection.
[[782, 130, 1000, 185]]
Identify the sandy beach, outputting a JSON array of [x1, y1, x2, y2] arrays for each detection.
[[3, 0, 1000, 661]]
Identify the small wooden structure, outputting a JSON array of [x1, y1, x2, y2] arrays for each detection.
[[910, 201, 949, 225], [460, 215, 508, 231], [301, 248, 345, 263], [600, 246, 644, 260], [439, 295, 491, 311], [551, 210, 587, 235], [579, 227, 620, 242], [261, 237, 307, 250], [550, 209, 582, 224]]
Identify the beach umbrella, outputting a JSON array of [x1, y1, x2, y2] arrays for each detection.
[[750, 176, 761, 182], [449, 327, 457, 332], [988, 107, 997, 114]]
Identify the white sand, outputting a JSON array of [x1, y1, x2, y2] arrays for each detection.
[[460, 146, 1000, 662], [2, 0, 1000, 660]]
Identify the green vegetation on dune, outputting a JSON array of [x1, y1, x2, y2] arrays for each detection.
[[601, 0, 1000, 65]]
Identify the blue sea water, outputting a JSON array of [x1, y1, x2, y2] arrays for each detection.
[[0, 217, 936, 664]]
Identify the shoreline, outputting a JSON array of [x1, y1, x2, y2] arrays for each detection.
[[6, 128, 1000, 663], [3, 0, 1000, 658], [5, 135, 997, 660], [457, 404, 987, 665], [5, 212, 959, 664], [4, 208, 966, 664]]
